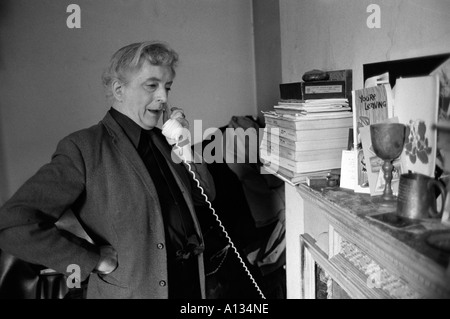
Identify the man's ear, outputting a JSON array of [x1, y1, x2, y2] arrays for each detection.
[[112, 79, 125, 102]]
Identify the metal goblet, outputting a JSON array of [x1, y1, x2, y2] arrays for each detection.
[[370, 123, 406, 206]]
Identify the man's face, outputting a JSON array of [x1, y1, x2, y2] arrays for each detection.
[[120, 61, 174, 130]]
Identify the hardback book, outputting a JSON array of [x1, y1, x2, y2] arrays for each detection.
[[302, 80, 346, 100], [271, 109, 306, 116], [265, 124, 351, 141], [262, 165, 308, 184], [275, 99, 349, 111], [264, 113, 353, 130], [260, 140, 344, 162], [278, 99, 306, 104], [279, 82, 303, 101], [278, 98, 348, 106], [274, 105, 351, 115], [260, 152, 341, 173], [269, 111, 353, 120], [262, 164, 331, 184], [304, 98, 349, 105], [262, 131, 349, 151], [327, 69, 353, 110]]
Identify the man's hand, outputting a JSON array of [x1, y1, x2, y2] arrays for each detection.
[[170, 107, 189, 128], [94, 245, 118, 275], [163, 106, 189, 129]]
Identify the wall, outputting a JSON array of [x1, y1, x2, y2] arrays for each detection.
[[0, 0, 256, 200], [280, 0, 450, 89], [279, 0, 450, 298], [252, 0, 282, 123]]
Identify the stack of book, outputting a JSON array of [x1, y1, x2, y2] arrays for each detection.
[[260, 98, 353, 184]]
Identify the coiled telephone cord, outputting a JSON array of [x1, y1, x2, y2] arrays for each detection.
[[176, 144, 266, 299]]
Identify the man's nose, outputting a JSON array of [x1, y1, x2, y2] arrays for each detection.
[[156, 87, 168, 103]]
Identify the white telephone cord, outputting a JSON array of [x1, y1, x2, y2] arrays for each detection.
[[174, 142, 266, 300]]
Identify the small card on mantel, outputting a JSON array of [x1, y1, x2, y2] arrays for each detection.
[[340, 150, 358, 191]]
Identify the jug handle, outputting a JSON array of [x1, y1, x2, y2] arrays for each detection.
[[428, 180, 447, 218]]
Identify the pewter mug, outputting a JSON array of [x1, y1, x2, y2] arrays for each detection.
[[396, 172, 447, 219]]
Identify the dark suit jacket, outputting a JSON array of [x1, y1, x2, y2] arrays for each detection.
[[0, 112, 215, 299]]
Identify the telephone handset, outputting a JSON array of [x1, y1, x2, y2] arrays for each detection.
[[162, 107, 190, 147], [162, 118, 184, 143], [162, 107, 266, 299]]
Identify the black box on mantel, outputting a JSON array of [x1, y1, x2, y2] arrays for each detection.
[[279, 82, 303, 101]]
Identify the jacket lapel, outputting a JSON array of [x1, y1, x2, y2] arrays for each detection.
[[100, 113, 161, 206], [101, 113, 203, 244]]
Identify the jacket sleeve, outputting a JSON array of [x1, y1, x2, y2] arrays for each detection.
[[0, 137, 99, 281]]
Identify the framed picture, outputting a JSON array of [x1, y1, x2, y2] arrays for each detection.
[[363, 53, 450, 93]]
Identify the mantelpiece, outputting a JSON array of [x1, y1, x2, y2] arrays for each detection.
[[285, 182, 450, 299]]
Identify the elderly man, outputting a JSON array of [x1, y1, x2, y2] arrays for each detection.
[[0, 41, 215, 299]]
